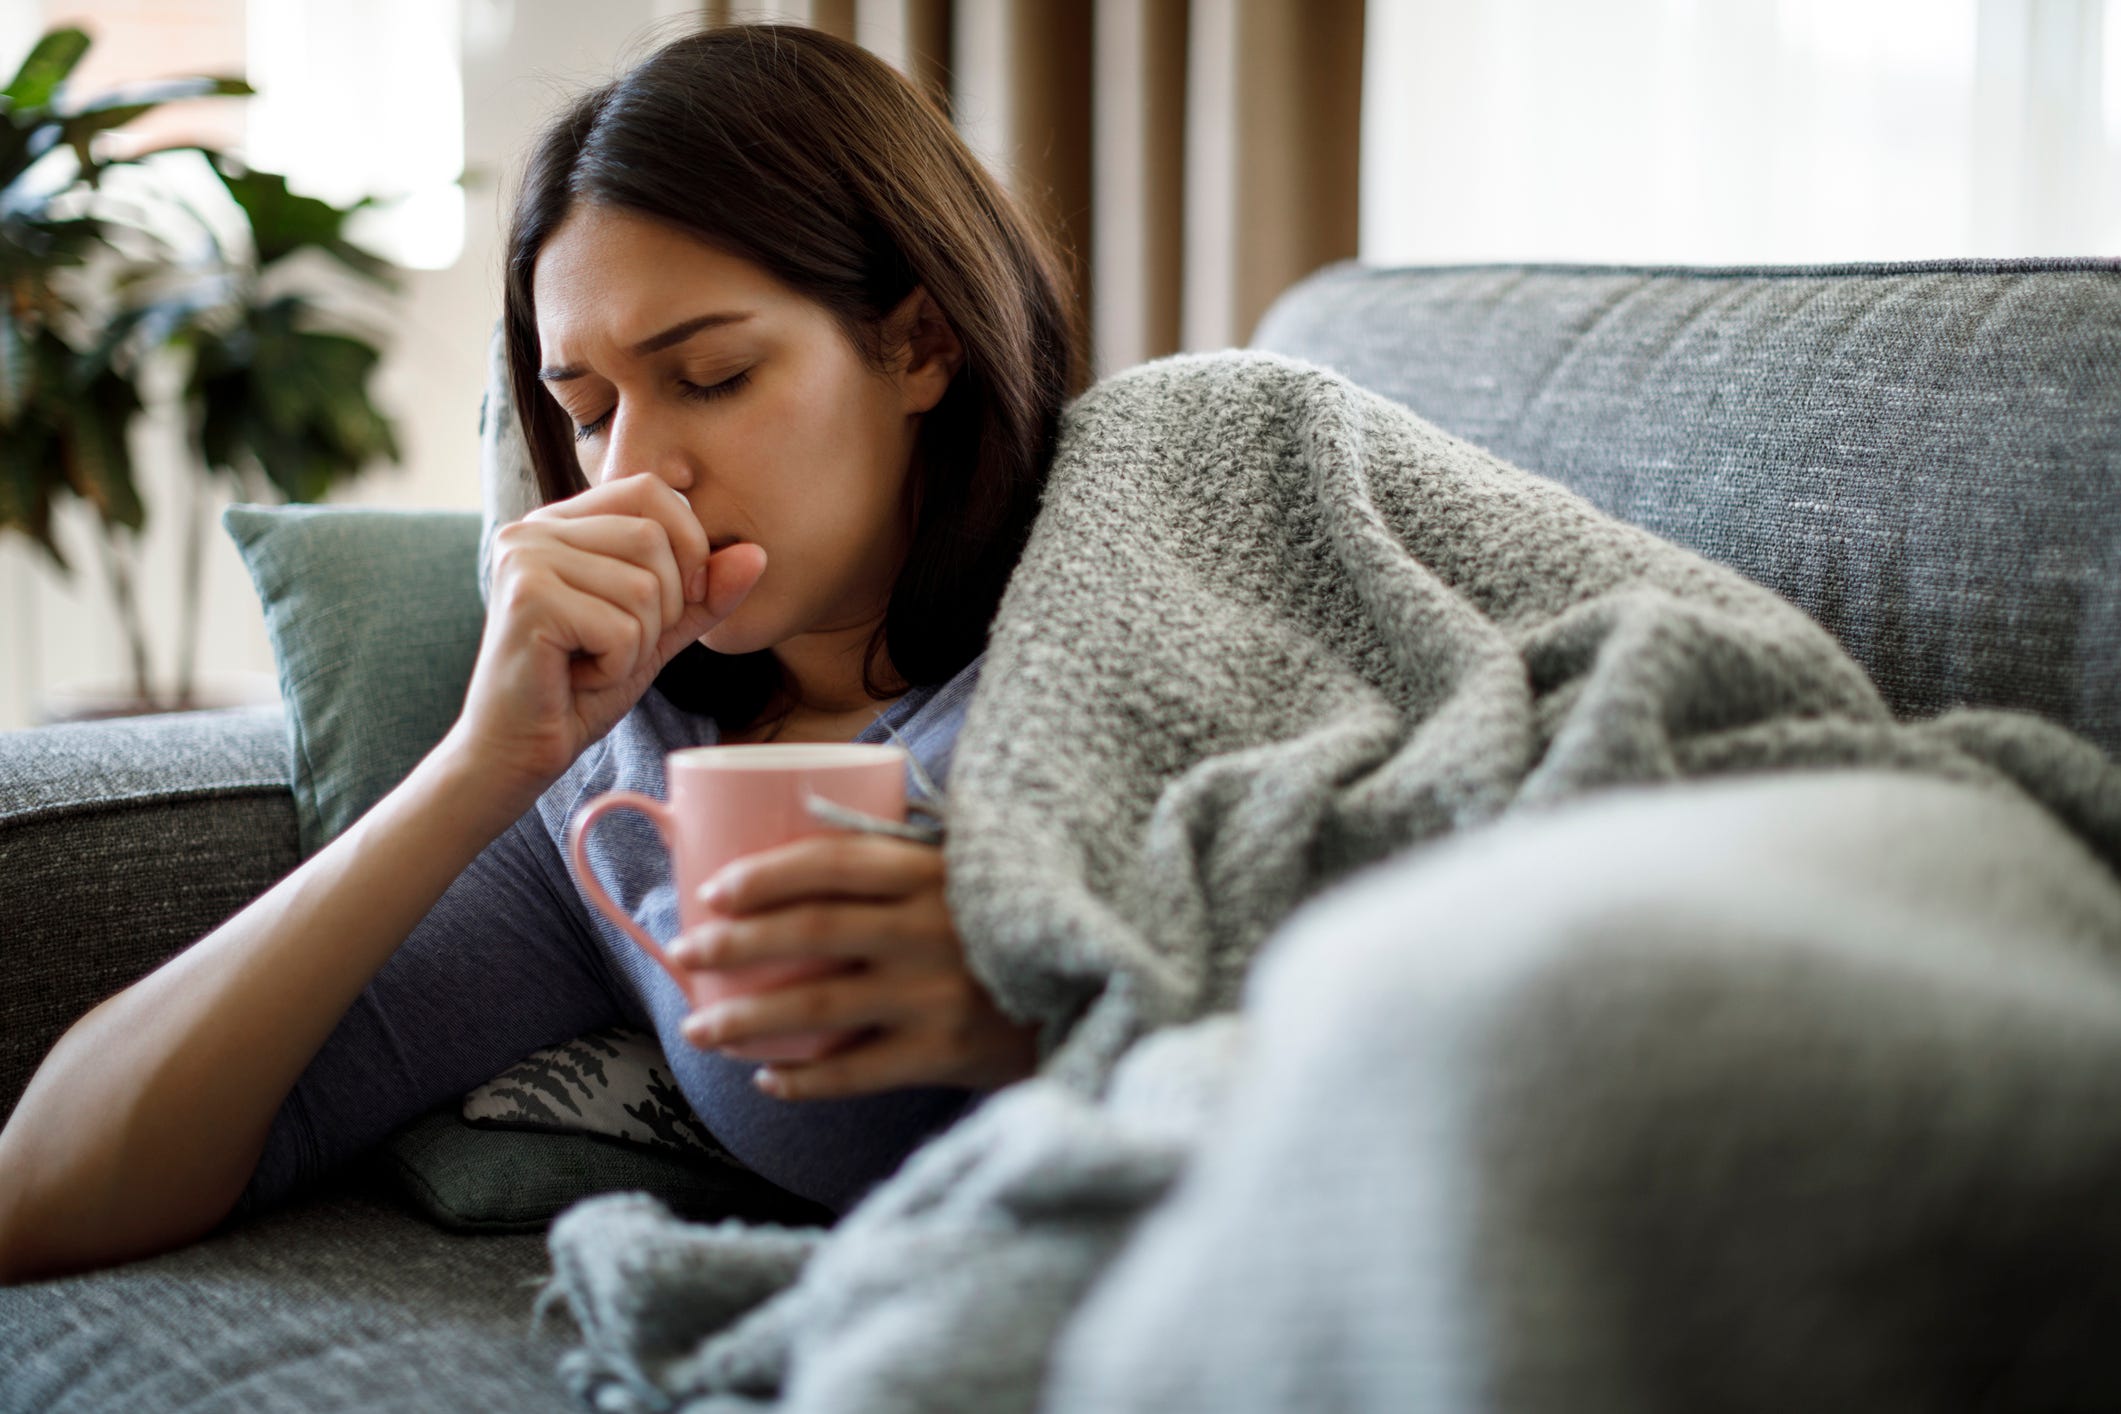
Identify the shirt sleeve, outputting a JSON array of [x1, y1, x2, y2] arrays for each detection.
[[232, 805, 625, 1216]]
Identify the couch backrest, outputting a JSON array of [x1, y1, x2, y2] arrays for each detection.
[[1251, 258, 2121, 758]]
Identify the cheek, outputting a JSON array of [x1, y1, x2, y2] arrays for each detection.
[[746, 375, 902, 518]]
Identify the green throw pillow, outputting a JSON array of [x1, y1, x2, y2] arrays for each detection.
[[381, 1108, 833, 1235], [223, 502, 487, 858]]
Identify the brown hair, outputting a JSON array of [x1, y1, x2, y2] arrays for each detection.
[[504, 24, 1083, 733]]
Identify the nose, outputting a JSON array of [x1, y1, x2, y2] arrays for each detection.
[[598, 399, 696, 493]]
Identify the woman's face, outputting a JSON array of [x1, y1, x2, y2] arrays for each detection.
[[531, 203, 954, 666]]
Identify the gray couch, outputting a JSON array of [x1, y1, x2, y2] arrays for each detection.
[[2, 257, 2114, 1410]]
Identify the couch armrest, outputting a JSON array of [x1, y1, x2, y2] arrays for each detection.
[[0, 705, 298, 1123]]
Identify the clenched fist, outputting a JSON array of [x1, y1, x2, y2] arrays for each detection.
[[445, 473, 767, 800]]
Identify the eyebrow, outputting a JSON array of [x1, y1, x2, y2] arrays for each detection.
[[537, 311, 755, 382]]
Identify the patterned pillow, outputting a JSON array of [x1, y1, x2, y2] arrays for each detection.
[[477, 319, 539, 606], [461, 1025, 738, 1165], [374, 1025, 833, 1234]]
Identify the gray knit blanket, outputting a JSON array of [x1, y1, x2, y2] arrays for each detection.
[[542, 352, 2121, 1412]]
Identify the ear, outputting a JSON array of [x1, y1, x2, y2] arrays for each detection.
[[887, 285, 964, 416]]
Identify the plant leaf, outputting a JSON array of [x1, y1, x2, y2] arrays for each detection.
[[0, 213, 108, 271], [209, 160, 392, 279], [0, 122, 35, 187], [0, 402, 66, 570], [61, 360, 145, 530], [60, 76, 252, 117], [187, 308, 399, 499], [195, 367, 246, 476], [3, 28, 91, 113], [319, 234, 397, 286], [0, 301, 26, 423], [212, 163, 347, 262], [57, 102, 157, 179], [39, 81, 250, 185]]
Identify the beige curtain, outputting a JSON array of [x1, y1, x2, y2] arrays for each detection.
[[703, 0, 1363, 378]]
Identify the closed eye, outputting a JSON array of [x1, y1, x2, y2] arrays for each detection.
[[574, 370, 750, 442], [677, 369, 750, 405]]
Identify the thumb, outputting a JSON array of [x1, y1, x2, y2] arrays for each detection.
[[704, 542, 768, 619], [651, 542, 768, 667]]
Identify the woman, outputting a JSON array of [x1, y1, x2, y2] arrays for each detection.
[[0, 24, 1076, 1282]]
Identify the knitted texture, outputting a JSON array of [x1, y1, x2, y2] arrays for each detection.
[[542, 351, 2121, 1412], [1253, 260, 2121, 753], [945, 351, 2119, 1088]]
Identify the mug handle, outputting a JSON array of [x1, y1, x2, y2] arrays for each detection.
[[567, 791, 686, 991]]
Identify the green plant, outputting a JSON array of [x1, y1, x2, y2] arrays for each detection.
[[0, 25, 401, 709]]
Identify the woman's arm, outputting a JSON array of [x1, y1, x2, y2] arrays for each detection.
[[237, 802, 623, 1218], [0, 474, 761, 1284], [0, 740, 541, 1283]]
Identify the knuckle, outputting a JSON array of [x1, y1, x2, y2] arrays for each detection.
[[916, 970, 971, 1020], [905, 1013, 958, 1063], [624, 566, 662, 614], [915, 890, 952, 930], [626, 516, 662, 549], [497, 573, 542, 615], [791, 905, 834, 947], [490, 531, 536, 576], [943, 999, 983, 1052], [604, 610, 643, 657]]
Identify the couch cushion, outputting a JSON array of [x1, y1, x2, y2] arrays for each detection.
[[0, 705, 297, 1123], [0, 1175, 576, 1412], [224, 503, 487, 858], [1252, 258, 2121, 758], [383, 1105, 832, 1235]]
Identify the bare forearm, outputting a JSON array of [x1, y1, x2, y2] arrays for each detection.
[[0, 734, 540, 1283]]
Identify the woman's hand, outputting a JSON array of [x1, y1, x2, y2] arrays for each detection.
[[669, 834, 1041, 1099], [446, 473, 767, 799]]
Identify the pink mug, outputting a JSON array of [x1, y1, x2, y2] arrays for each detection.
[[566, 742, 911, 1064]]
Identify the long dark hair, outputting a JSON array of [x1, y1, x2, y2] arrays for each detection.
[[504, 24, 1083, 733]]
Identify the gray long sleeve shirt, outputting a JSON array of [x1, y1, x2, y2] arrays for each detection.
[[241, 652, 985, 1217]]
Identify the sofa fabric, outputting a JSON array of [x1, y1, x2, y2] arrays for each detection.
[[0, 704, 297, 1122], [0, 1176, 575, 1413], [1253, 258, 2121, 757]]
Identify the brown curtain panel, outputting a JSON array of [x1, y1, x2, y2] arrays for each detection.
[[704, 0, 1364, 378]]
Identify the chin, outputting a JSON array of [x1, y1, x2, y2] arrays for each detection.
[[699, 605, 775, 658]]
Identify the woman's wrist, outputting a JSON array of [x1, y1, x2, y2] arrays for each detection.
[[421, 723, 563, 838]]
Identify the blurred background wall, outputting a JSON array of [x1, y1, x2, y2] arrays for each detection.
[[0, 0, 2115, 729]]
